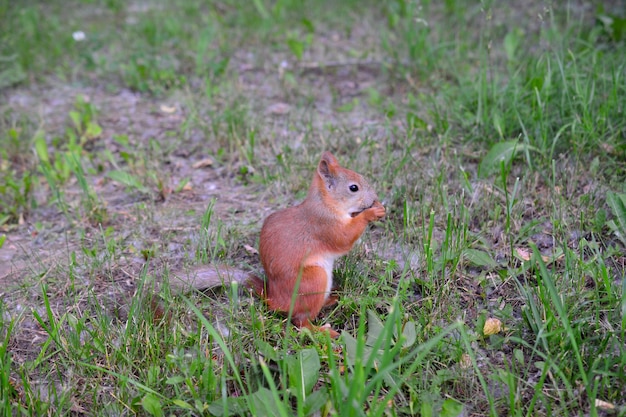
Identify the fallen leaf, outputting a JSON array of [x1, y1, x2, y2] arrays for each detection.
[[181, 183, 193, 192], [459, 353, 472, 369], [516, 247, 564, 264], [595, 399, 615, 411], [600, 143, 615, 153], [266, 102, 291, 115], [160, 104, 176, 113], [244, 244, 258, 255], [515, 247, 531, 261], [483, 318, 503, 336], [70, 399, 86, 413], [192, 158, 213, 169]]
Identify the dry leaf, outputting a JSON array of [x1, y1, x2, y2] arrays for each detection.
[[516, 247, 563, 264], [459, 353, 472, 369], [160, 104, 176, 113], [181, 183, 193, 192], [600, 143, 615, 153], [483, 318, 503, 336], [243, 244, 259, 255], [70, 399, 86, 413], [266, 102, 291, 115], [515, 247, 531, 261], [192, 158, 213, 169], [595, 399, 615, 411]]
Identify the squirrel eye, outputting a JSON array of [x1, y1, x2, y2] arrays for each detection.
[[349, 184, 359, 192]]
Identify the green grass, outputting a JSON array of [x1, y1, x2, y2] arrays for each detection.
[[1, 0, 626, 415]]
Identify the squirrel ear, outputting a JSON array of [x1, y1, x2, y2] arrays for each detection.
[[318, 152, 339, 189], [320, 151, 339, 166]]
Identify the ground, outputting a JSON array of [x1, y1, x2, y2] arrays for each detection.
[[1, 0, 625, 416]]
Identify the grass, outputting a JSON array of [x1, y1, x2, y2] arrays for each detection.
[[1, 0, 626, 415]]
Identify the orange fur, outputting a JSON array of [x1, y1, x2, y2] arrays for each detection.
[[258, 152, 385, 337]]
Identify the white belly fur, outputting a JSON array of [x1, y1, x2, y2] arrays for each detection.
[[315, 256, 337, 300]]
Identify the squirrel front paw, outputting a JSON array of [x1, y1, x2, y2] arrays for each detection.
[[363, 200, 386, 221]]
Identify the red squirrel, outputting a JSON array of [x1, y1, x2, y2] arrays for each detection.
[[170, 152, 385, 337]]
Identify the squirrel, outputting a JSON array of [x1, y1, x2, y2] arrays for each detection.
[[167, 151, 385, 338]]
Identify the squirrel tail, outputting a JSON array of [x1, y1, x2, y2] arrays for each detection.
[[149, 264, 265, 324], [168, 264, 266, 299]]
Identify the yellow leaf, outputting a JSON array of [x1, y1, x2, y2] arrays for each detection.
[[483, 318, 502, 336]]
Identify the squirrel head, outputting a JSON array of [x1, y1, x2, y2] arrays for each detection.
[[313, 151, 379, 218]]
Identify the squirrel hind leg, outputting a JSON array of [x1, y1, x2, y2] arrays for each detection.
[[281, 265, 340, 338], [324, 293, 339, 307], [245, 275, 267, 298], [293, 316, 340, 339]]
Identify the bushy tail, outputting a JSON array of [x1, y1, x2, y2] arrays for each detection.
[[168, 264, 266, 299], [148, 264, 264, 324]]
